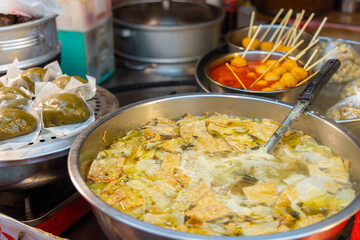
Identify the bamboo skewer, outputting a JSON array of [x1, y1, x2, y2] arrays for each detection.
[[293, 38, 319, 61], [248, 11, 255, 38], [225, 63, 247, 90], [283, 13, 298, 46], [310, 17, 327, 44], [291, 12, 315, 47], [262, 40, 283, 63], [304, 49, 318, 69], [242, 25, 262, 58], [275, 9, 293, 46], [285, 10, 304, 46], [259, 8, 284, 42], [269, 9, 292, 43], [305, 47, 338, 71], [295, 70, 320, 87], [250, 40, 304, 88]]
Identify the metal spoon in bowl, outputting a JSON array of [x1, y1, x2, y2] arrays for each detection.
[[265, 59, 341, 153]]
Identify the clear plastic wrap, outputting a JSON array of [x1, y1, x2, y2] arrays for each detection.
[[326, 93, 360, 121], [315, 39, 360, 83], [0, 0, 62, 18]]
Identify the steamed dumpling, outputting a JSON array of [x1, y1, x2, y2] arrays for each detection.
[[20, 67, 47, 93], [0, 107, 37, 141], [40, 93, 90, 127], [0, 87, 30, 110], [52, 75, 87, 89]]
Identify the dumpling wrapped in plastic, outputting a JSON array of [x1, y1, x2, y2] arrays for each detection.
[[326, 93, 360, 120], [340, 79, 360, 99]]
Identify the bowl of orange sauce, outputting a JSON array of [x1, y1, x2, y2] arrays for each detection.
[[205, 51, 311, 103]]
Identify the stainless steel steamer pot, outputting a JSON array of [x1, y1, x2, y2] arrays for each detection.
[[68, 93, 360, 240], [0, 15, 61, 74], [112, 0, 224, 64], [0, 87, 119, 190]]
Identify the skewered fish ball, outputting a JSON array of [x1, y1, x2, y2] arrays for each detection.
[[53, 76, 87, 89], [277, 44, 293, 52], [272, 66, 287, 77], [230, 56, 248, 67], [242, 37, 260, 50], [260, 41, 274, 51], [20, 67, 47, 93], [265, 60, 281, 68], [291, 67, 308, 81], [0, 107, 37, 141], [40, 93, 90, 127], [255, 65, 268, 74], [279, 72, 298, 87], [0, 87, 30, 110], [271, 81, 286, 90], [264, 72, 280, 81], [282, 59, 298, 71]]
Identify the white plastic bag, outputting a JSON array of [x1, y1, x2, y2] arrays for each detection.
[[0, 0, 63, 18]]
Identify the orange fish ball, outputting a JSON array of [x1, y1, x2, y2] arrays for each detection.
[[231, 56, 248, 67], [271, 81, 286, 90], [242, 37, 260, 50], [254, 80, 268, 87], [282, 59, 298, 71], [279, 72, 298, 87], [291, 67, 308, 81], [260, 42, 274, 51], [264, 72, 280, 81], [272, 66, 287, 77], [255, 65, 268, 74], [265, 60, 281, 68], [277, 44, 293, 52]]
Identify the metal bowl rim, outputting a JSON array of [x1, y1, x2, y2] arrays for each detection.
[[68, 93, 360, 240]]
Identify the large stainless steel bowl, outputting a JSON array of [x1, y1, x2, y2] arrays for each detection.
[[68, 93, 360, 240]]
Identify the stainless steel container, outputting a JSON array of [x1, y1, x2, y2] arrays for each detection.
[[225, 25, 314, 55], [68, 93, 360, 240], [113, 0, 224, 64], [204, 51, 308, 104], [0, 15, 61, 74]]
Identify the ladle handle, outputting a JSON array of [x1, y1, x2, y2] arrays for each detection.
[[298, 59, 341, 103]]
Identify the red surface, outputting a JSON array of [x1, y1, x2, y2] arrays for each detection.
[[351, 211, 360, 240], [35, 195, 91, 236]]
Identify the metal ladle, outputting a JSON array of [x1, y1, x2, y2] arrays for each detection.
[[265, 59, 341, 153]]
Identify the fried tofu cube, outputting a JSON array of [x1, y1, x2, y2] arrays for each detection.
[[325, 181, 342, 194], [295, 214, 325, 228], [275, 186, 297, 209], [181, 183, 215, 206], [185, 196, 230, 222], [87, 157, 125, 182], [242, 182, 278, 205], [307, 156, 349, 184], [161, 153, 181, 172]]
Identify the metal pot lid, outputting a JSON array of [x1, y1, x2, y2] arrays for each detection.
[[113, 0, 217, 26]]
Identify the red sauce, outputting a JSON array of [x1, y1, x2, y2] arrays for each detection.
[[210, 60, 274, 91]]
